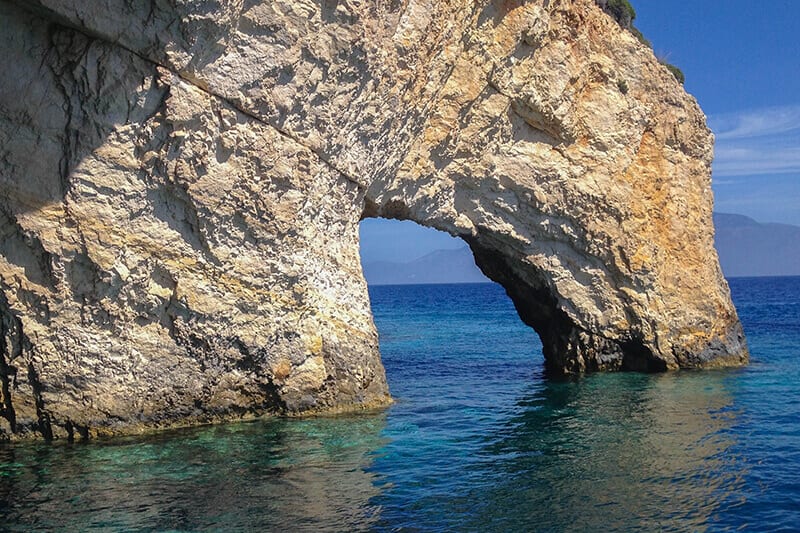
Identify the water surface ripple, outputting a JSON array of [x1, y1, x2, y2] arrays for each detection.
[[1, 278, 799, 531]]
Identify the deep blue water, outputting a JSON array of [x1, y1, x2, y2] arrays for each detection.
[[1, 277, 799, 531]]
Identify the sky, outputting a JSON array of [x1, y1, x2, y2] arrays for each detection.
[[360, 0, 800, 263], [634, 0, 800, 226]]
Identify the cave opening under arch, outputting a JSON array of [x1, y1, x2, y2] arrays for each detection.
[[357, 217, 546, 393]]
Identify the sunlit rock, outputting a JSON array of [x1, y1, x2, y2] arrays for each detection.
[[0, 0, 747, 440]]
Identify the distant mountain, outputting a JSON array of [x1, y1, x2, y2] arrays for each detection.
[[362, 213, 800, 285], [714, 213, 800, 278], [362, 247, 489, 285]]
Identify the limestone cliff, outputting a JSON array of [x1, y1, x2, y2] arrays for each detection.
[[0, 0, 747, 440]]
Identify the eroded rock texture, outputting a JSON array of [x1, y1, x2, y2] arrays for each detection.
[[0, 0, 747, 440]]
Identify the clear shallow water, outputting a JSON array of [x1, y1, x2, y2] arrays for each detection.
[[2, 278, 799, 531]]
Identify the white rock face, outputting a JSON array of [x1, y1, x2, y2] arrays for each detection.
[[0, 0, 747, 440]]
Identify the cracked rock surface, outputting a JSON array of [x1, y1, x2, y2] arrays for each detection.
[[1, 0, 747, 440]]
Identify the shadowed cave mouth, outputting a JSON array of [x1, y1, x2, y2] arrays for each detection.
[[357, 216, 667, 376]]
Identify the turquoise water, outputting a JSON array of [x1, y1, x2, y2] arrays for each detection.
[[1, 278, 799, 531]]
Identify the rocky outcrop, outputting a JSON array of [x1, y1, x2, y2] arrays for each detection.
[[0, 0, 747, 440]]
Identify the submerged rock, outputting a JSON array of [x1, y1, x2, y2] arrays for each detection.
[[0, 0, 747, 440]]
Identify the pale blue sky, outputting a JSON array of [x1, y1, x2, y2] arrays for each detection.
[[361, 1, 800, 263], [634, 0, 800, 226]]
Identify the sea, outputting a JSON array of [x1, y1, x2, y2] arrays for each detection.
[[1, 277, 799, 531]]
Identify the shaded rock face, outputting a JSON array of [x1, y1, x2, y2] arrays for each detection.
[[0, 0, 747, 440]]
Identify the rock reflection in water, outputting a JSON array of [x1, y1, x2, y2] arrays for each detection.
[[465, 371, 745, 531], [0, 414, 388, 532]]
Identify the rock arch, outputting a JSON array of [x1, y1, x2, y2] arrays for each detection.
[[0, 0, 746, 440]]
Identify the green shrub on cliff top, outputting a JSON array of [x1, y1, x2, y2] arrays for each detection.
[[661, 62, 686, 84], [603, 0, 636, 28], [597, 0, 685, 85], [630, 26, 652, 48]]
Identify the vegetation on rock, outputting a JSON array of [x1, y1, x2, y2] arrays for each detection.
[[661, 61, 685, 84], [599, 0, 636, 29], [597, 0, 685, 84], [630, 26, 651, 48]]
